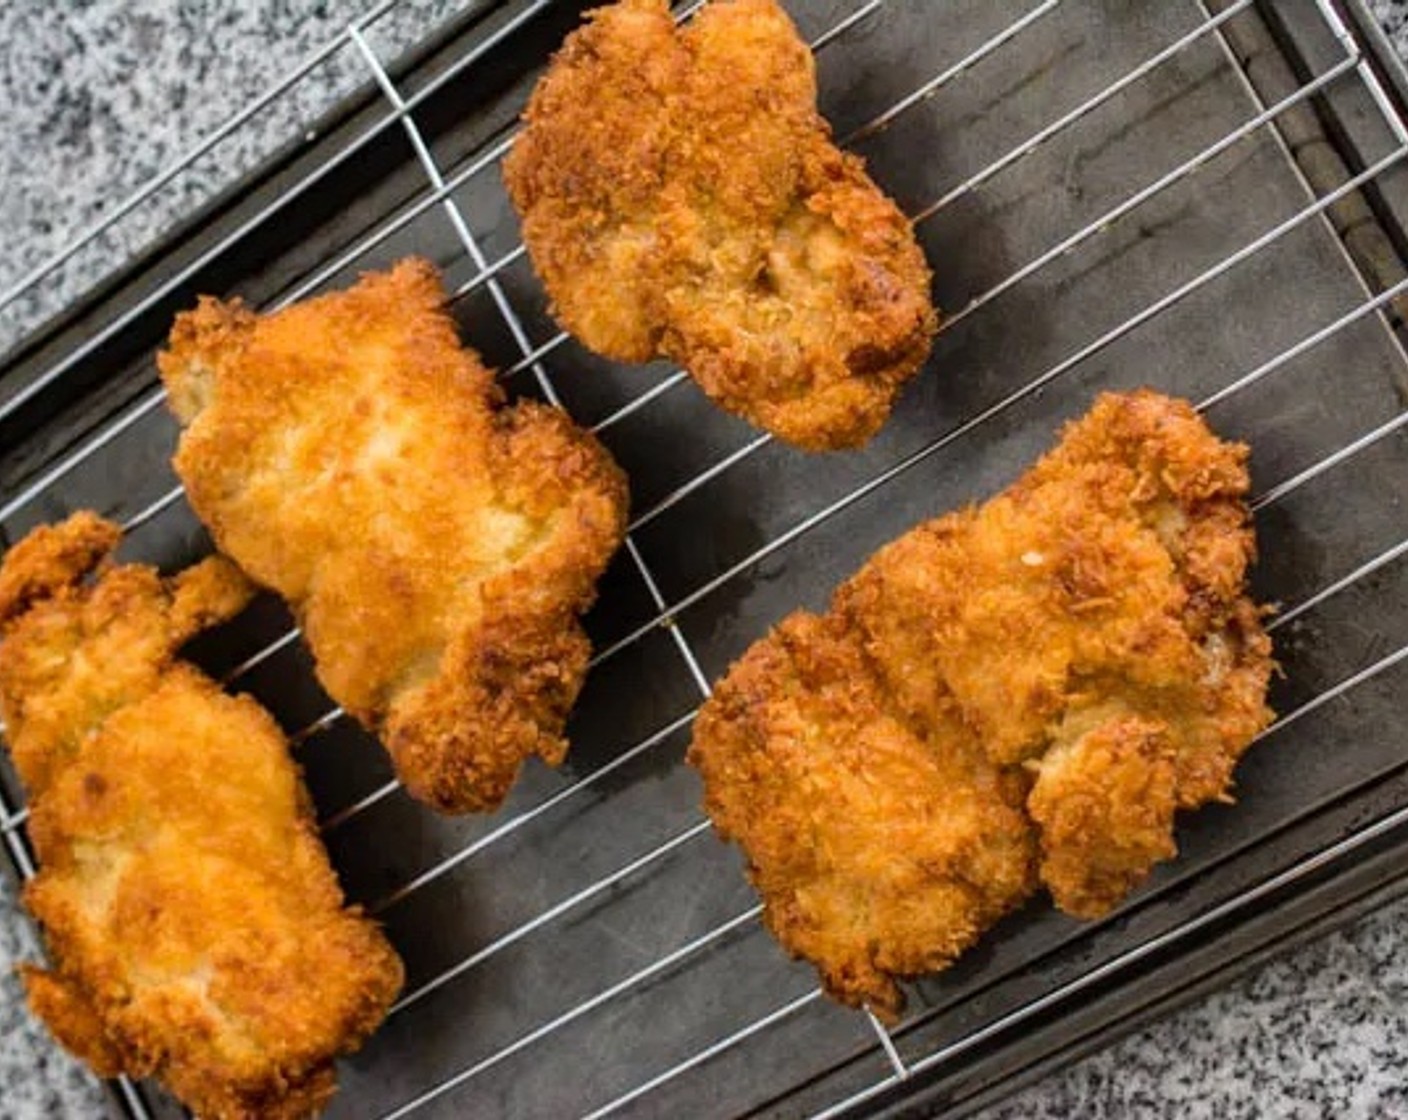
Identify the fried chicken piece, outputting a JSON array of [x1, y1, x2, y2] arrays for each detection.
[[158, 259, 629, 814], [504, 0, 937, 451], [690, 391, 1274, 1015], [692, 610, 1035, 1018], [0, 513, 403, 1120]]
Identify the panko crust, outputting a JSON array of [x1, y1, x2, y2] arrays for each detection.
[[0, 514, 403, 1120], [692, 611, 1035, 1019], [157, 258, 629, 814], [690, 391, 1274, 1014], [503, 0, 937, 451]]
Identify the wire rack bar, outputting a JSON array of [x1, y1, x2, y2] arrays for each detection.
[[1200, 273, 1408, 409], [592, 370, 693, 434], [1251, 408, 1408, 511], [573, 639, 1408, 1120], [319, 778, 401, 832], [626, 537, 715, 698], [865, 1007, 910, 1081], [0, 800, 34, 878], [932, 53, 1362, 327], [119, 486, 189, 536], [0, 390, 169, 524], [448, 242, 528, 306], [380, 905, 765, 1120], [1271, 535, 1408, 632], [805, 1075, 898, 1120], [807, 0, 886, 51], [384, 818, 714, 1009], [220, 628, 305, 685], [582, 989, 827, 1120], [1259, 643, 1408, 740], [502, 328, 570, 378], [1309, 0, 1408, 147], [362, 709, 697, 905], [290, 706, 346, 745], [915, 0, 1254, 216], [1359, 36, 1408, 148], [114, 1076, 154, 1120], [627, 435, 776, 533], [320, 705, 693, 836], [846, 0, 1061, 144]]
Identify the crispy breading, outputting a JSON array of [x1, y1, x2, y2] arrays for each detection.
[[689, 391, 1274, 1016], [0, 513, 403, 1120], [692, 610, 1035, 1018], [157, 259, 629, 814], [503, 0, 937, 451]]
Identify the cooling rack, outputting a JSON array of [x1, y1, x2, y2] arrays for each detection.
[[2, 1, 1408, 1117]]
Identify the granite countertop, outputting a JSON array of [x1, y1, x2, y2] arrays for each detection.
[[2, 2, 1408, 1118]]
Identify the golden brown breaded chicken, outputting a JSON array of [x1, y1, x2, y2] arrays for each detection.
[[690, 391, 1274, 1016], [0, 513, 403, 1120], [158, 259, 629, 814], [692, 610, 1035, 1018], [504, 0, 937, 451]]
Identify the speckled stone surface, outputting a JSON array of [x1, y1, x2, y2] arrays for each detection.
[[2, 3, 1408, 1119], [980, 895, 1408, 1119], [0, 871, 109, 1118], [0, 0, 483, 355], [1377, 0, 1408, 59]]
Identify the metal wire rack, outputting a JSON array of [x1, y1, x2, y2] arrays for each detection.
[[3, 1, 1408, 1117]]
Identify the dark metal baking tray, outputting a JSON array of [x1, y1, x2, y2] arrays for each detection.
[[2, 1, 1407, 1117]]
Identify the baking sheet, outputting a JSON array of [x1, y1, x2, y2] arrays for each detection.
[[2, 1, 1407, 1117]]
